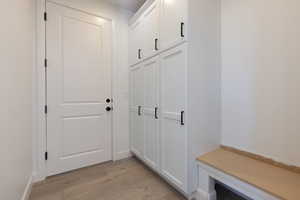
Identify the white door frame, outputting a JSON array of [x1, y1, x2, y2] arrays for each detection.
[[34, 0, 121, 182]]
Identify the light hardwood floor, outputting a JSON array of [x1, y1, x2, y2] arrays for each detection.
[[30, 158, 186, 200]]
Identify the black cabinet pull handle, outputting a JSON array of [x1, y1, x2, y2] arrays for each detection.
[[155, 38, 159, 51], [180, 111, 184, 125], [155, 107, 158, 119], [138, 106, 142, 116], [181, 22, 185, 38], [138, 49, 142, 59]]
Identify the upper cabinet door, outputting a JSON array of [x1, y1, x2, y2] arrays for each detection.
[[129, 19, 145, 66], [143, 0, 160, 58], [160, 0, 188, 49]]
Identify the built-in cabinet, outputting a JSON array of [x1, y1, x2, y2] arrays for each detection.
[[129, 0, 220, 197]]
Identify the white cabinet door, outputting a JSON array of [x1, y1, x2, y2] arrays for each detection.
[[143, 56, 160, 170], [129, 64, 144, 158], [129, 19, 144, 66], [160, 0, 188, 49], [143, 0, 160, 58], [160, 44, 188, 192]]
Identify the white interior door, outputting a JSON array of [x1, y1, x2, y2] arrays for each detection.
[[160, 44, 188, 192], [143, 56, 159, 170], [46, 2, 112, 176]]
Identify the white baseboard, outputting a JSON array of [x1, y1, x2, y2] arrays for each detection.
[[21, 175, 33, 200], [114, 150, 132, 161], [32, 171, 46, 183], [192, 188, 216, 200]]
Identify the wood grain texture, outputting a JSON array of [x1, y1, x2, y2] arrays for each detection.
[[30, 158, 185, 200], [197, 148, 300, 200], [221, 145, 300, 174]]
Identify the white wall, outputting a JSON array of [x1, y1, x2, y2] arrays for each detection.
[[221, 0, 300, 166], [0, 0, 35, 199], [188, 0, 221, 193], [34, 0, 132, 180]]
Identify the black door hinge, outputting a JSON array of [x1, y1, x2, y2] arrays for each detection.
[[44, 58, 48, 68], [44, 12, 47, 21], [45, 152, 48, 161], [44, 105, 48, 114]]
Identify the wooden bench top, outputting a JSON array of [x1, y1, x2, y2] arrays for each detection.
[[197, 148, 300, 200]]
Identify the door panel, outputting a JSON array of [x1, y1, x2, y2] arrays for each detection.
[[160, 0, 187, 49], [129, 67, 137, 156], [160, 44, 187, 191], [143, 57, 159, 170], [129, 20, 144, 65], [129, 65, 144, 158], [143, 0, 159, 58], [47, 2, 112, 176], [130, 108, 137, 154], [62, 116, 104, 156], [62, 17, 106, 102], [130, 109, 144, 157]]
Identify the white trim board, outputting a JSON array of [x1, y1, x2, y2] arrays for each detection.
[[34, 0, 131, 182], [115, 151, 132, 160], [129, 0, 154, 25], [20, 176, 33, 200], [194, 162, 280, 200]]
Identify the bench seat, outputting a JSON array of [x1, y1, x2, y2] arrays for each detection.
[[196, 148, 300, 200]]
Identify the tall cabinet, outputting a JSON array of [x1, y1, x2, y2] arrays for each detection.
[[129, 0, 221, 197]]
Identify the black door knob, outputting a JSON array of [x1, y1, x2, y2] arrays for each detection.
[[106, 98, 111, 103], [106, 106, 112, 112]]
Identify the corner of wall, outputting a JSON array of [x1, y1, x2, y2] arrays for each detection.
[[20, 175, 33, 200]]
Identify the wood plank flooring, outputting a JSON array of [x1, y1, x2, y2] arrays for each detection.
[[30, 158, 186, 200]]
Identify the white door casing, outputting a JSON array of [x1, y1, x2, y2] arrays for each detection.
[[46, 2, 112, 176], [160, 44, 188, 192]]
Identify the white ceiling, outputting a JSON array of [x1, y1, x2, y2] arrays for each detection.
[[104, 0, 146, 12]]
